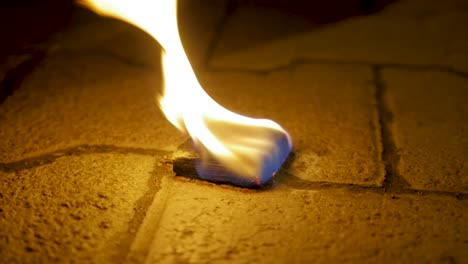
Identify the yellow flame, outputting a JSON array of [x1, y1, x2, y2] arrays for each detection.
[[80, 0, 292, 185]]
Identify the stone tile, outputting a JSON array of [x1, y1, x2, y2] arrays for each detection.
[[144, 178, 468, 263], [383, 69, 468, 193], [0, 153, 156, 263], [211, 0, 468, 72], [200, 64, 384, 186], [0, 53, 185, 163]]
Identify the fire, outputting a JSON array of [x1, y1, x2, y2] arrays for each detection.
[[80, 0, 292, 186]]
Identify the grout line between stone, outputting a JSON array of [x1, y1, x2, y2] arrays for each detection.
[[277, 172, 466, 200], [202, 3, 234, 70], [372, 65, 407, 191], [106, 158, 168, 263], [125, 175, 174, 264], [0, 144, 170, 173], [205, 58, 468, 78], [121, 161, 172, 264]]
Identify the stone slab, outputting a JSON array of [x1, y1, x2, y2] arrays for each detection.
[[144, 178, 468, 263], [211, 0, 468, 72], [0, 53, 184, 163], [0, 153, 156, 263], [383, 69, 468, 193], [200, 63, 384, 186]]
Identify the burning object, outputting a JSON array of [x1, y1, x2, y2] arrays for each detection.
[[81, 0, 292, 187]]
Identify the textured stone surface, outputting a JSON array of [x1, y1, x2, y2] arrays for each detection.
[[200, 63, 384, 186], [384, 69, 468, 192], [145, 178, 468, 264], [0, 53, 184, 163], [0, 153, 156, 264], [211, 0, 468, 72]]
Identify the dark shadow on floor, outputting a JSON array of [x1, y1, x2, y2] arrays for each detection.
[[216, 0, 397, 55]]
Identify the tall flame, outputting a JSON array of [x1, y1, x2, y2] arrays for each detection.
[[81, 0, 292, 186]]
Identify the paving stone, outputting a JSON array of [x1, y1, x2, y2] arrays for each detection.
[[144, 178, 468, 263], [200, 63, 384, 186], [383, 69, 468, 193], [0, 53, 185, 163], [0, 153, 156, 264], [211, 0, 468, 72]]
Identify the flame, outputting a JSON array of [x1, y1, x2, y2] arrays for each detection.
[[80, 0, 292, 186]]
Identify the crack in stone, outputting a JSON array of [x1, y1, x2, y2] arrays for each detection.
[[202, 4, 234, 69]]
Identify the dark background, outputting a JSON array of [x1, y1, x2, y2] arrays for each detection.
[[0, 0, 395, 57]]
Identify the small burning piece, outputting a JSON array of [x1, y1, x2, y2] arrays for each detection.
[[81, 0, 292, 187], [173, 126, 290, 187]]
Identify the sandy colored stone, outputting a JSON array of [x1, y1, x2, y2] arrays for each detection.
[[383, 69, 468, 192], [0, 52, 185, 163], [0, 153, 155, 263], [200, 63, 383, 186], [144, 178, 468, 263], [211, 0, 468, 72]]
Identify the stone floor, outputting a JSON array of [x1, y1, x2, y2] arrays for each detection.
[[0, 0, 467, 263]]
